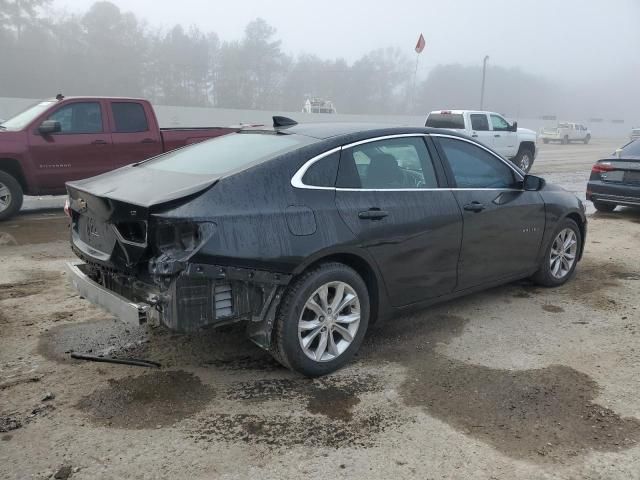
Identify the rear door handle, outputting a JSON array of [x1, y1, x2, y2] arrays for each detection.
[[91, 139, 108, 145], [358, 209, 389, 220], [463, 202, 486, 212], [141, 138, 156, 144], [471, 134, 478, 138], [494, 134, 501, 138]]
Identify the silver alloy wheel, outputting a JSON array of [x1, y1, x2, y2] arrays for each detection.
[[298, 281, 361, 362], [549, 228, 578, 279], [0, 182, 11, 213], [519, 152, 531, 172]]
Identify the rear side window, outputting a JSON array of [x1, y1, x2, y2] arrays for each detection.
[[302, 152, 339, 187], [437, 137, 516, 189], [337, 137, 438, 189], [144, 132, 313, 175], [48, 102, 103, 134], [425, 113, 465, 129], [112, 102, 149, 133], [470, 114, 489, 131]]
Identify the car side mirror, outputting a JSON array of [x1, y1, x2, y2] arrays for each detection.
[[510, 121, 518, 132], [38, 120, 61, 135], [523, 174, 545, 191]]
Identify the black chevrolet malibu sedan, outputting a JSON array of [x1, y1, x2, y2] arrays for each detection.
[[65, 120, 587, 376]]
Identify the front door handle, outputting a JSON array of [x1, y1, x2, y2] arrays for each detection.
[[358, 209, 389, 220], [463, 202, 486, 213], [471, 134, 478, 138], [141, 138, 156, 144], [494, 134, 501, 138], [91, 139, 108, 145]]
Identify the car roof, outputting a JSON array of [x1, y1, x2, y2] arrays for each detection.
[[428, 110, 499, 116], [280, 122, 451, 140]]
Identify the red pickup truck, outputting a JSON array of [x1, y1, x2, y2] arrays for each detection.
[[0, 96, 237, 220]]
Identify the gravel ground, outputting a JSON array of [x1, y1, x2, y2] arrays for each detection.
[[1, 139, 639, 480]]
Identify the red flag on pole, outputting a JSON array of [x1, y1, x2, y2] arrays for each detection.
[[415, 33, 426, 54]]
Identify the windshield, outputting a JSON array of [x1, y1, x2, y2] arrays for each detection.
[[0, 101, 56, 131], [143, 132, 313, 175]]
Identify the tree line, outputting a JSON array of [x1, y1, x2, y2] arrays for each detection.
[[0, 0, 580, 118]]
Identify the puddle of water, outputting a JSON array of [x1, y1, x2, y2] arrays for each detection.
[[226, 374, 378, 422], [362, 312, 640, 462], [76, 371, 214, 428], [0, 215, 68, 246], [38, 319, 151, 362], [0, 272, 61, 301]]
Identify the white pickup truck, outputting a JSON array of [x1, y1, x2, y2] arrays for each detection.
[[541, 122, 591, 144], [425, 110, 538, 172]]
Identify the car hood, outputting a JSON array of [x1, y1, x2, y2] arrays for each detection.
[[66, 164, 220, 208]]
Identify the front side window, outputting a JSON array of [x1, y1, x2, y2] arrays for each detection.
[[112, 102, 149, 133], [470, 114, 489, 131], [48, 102, 103, 134], [337, 137, 438, 189], [490, 114, 510, 132], [437, 137, 517, 189]]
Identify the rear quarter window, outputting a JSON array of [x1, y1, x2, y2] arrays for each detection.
[[425, 114, 466, 129], [302, 152, 339, 187]]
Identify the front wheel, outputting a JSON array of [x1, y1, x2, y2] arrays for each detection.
[[514, 148, 534, 172], [271, 262, 370, 377], [562, 135, 569, 145], [531, 218, 582, 287], [583, 135, 591, 144], [0, 171, 24, 221]]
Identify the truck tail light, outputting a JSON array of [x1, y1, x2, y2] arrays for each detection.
[[64, 197, 71, 218]]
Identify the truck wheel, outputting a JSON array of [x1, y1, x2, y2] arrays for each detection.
[[0, 171, 23, 221], [531, 218, 582, 287], [562, 135, 569, 145], [593, 200, 615, 212], [514, 148, 534, 172], [542, 139, 549, 144], [271, 262, 370, 377], [583, 134, 591, 144]]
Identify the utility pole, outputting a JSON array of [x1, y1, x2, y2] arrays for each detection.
[[480, 55, 489, 110]]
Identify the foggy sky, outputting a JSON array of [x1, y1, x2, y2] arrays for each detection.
[[52, 0, 640, 83]]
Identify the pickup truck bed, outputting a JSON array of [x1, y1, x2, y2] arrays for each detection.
[[0, 96, 238, 220]]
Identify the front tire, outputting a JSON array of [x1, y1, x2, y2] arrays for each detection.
[[542, 139, 549, 144], [562, 135, 569, 145], [583, 134, 591, 144], [593, 200, 616, 212], [0, 171, 24, 221], [271, 262, 370, 377], [531, 218, 582, 287]]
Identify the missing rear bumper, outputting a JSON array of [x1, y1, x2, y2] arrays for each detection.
[[65, 260, 291, 348]]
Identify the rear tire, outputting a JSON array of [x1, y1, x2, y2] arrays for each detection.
[[514, 147, 534, 172], [562, 135, 569, 145], [531, 218, 582, 287], [583, 134, 591, 144], [593, 200, 616, 212], [271, 262, 370, 377], [542, 139, 549, 144], [0, 171, 23, 221]]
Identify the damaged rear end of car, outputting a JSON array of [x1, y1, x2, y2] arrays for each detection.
[[65, 130, 314, 349]]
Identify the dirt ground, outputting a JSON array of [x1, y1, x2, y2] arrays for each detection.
[[1, 140, 640, 479]]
